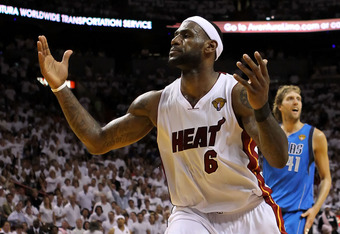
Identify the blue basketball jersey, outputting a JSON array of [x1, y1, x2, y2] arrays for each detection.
[[262, 124, 315, 212]]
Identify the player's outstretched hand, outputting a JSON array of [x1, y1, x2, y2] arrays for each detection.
[[37, 35, 73, 89], [233, 51, 269, 110]]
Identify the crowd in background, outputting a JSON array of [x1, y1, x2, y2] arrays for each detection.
[[1, 2, 340, 232]]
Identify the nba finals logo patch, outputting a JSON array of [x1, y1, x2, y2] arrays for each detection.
[[212, 98, 226, 111], [299, 134, 306, 141]]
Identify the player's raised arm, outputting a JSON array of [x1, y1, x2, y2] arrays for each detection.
[[37, 35, 156, 155], [233, 51, 288, 168]]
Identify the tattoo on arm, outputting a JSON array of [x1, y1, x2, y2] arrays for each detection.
[[240, 88, 252, 109], [62, 90, 98, 138]]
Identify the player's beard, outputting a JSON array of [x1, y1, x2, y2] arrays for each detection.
[[168, 50, 202, 69], [284, 110, 301, 123]]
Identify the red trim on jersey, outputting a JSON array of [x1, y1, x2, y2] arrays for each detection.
[[242, 131, 287, 234]]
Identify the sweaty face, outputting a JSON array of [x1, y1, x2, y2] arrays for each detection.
[[279, 91, 302, 121], [168, 21, 207, 68]]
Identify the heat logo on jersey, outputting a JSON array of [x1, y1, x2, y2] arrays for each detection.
[[298, 134, 306, 141], [212, 97, 226, 111], [172, 117, 226, 153]]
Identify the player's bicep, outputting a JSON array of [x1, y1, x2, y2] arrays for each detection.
[[99, 91, 160, 153], [101, 113, 154, 151]]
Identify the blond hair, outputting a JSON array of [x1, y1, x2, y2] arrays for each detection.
[[273, 85, 301, 122]]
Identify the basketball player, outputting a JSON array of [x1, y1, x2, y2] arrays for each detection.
[[262, 85, 331, 234], [37, 16, 288, 233]]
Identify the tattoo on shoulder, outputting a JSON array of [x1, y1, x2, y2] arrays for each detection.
[[240, 88, 252, 109]]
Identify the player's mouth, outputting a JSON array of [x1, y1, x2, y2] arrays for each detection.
[[169, 47, 182, 54]]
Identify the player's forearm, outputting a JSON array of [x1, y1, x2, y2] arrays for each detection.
[[54, 87, 104, 154], [313, 176, 332, 211], [257, 114, 288, 168]]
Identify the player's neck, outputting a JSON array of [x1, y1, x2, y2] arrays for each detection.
[[180, 70, 219, 105], [281, 119, 304, 136]]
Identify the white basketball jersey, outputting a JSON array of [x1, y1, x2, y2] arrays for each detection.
[[157, 73, 266, 214]]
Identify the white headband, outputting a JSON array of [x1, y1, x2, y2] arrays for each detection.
[[183, 16, 223, 61]]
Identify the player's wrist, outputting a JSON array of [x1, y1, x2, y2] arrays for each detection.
[[254, 102, 271, 122], [51, 81, 67, 93]]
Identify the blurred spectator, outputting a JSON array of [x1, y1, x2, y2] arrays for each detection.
[[24, 205, 37, 228], [77, 185, 94, 212], [24, 200, 39, 217], [50, 225, 59, 234], [27, 219, 43, 234], [318, 205, 339, 234], [93, 194, 111, 219], [45, 169, 59, 194], [101, 211, 115, 234], [60, 178, 75, 200], [29, 189, 42, 210], [80, 208, 90, 223], [12, 223, 25, 234], [2, 193, 14, 220], [38, 196, 54, 227], [58, 220, 71, 234], [111, 186, 132, 211], [7, 200, 27, 226], [0, 221, 12, 234], [127, 212, 137, 231], [83, 221, 102, 234], [89, 206, 107, 223], [125, 199, 139, 216], [108, 215, 129, 234], [83, 221, 90, 231], [147, 190, 162, 212], [63, 195, 81, 229], [159, 210, 170, 234], [131, 212, 150, 234], [53, 195, 66, 227], [148, 213, 159, 234], [71, 219, 84, 234]]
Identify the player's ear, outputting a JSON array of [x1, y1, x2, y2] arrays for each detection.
[[205, 40, 217, 56]]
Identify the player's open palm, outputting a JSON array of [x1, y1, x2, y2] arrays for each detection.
[[233, 51, 269, 110], [37, 35, 73, 89]]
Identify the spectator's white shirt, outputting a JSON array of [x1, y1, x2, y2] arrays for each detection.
[[102, 219, 116, 234], [39, 204, 54, 223], [93, 202, 112, 218], [71, 227, 85, 234], [7, 210, 27, 223], [149, 222, 160, 234], [24, 213, 36, 227], [126, 206, 140, 216], [89, 212, 107, 223], [45, 176, 59, 193], [131, 221, 151, 234], [63, 203, 81, 228], [53, 204, 65, 227], [77, 190, 94, 211], [61, 184, 76, 199], [83, 231, 102, 234], [148, 197, 162, 212]]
